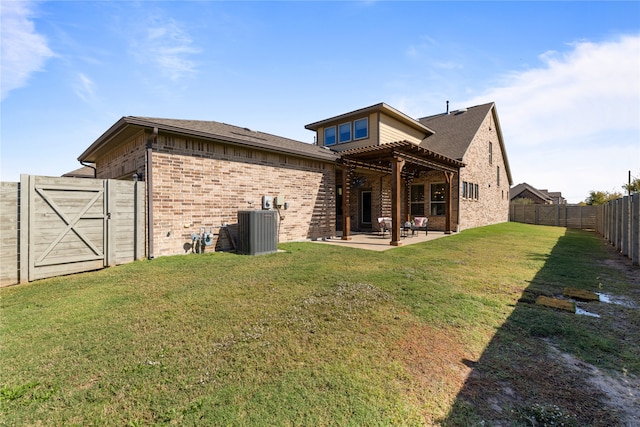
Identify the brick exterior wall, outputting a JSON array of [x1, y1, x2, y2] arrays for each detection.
[[93, 108, 509, 254], [96, 133, 336, 257], [457, 112, 510, 230]]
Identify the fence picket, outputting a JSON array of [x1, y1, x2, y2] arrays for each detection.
[[510, 196, 639, 266]]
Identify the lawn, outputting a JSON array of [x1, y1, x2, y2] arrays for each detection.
[[1, 222, 638, 426]]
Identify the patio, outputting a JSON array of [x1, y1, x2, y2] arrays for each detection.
[[312, 230, 451, 252]]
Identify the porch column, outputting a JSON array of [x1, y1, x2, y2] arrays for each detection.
[[404, 176, 413, 223], [391, 157, 405, 246], [444, 171, 454, 234], [341, 163, 352, 240]]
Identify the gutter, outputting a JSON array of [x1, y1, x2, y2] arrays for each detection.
[[80, 161, 97, 178]]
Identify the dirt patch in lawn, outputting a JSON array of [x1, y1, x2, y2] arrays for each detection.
[[393, 325, 477, 425], [441, 246, 640, 427]]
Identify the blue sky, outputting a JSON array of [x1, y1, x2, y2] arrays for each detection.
[[1, 1, 639, 203]]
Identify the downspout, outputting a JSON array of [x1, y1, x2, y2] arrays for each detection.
[[146, 127, 157, 259], [80, 161, 97, 178], [456, 167, 461, 232]]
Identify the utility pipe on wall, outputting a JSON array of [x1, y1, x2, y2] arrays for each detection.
[[146, 127, 157, 259]]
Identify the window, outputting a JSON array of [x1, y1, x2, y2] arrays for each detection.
[[497, 166, 500, 187], [474, 183, 479, 200], [462, 181, 468, 199], [338, 123, 351, 143], [324, 126, 336, 146], [410, 184, 425, 216], [430, 183, 446, 216], [354, 118, 368, 140], [489, 142, 493, 165]]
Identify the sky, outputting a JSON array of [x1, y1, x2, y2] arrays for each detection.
[[1, 1, 639, 203]]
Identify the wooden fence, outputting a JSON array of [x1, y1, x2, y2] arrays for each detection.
[[597, 193, 639, 266], [510, 194, 639, 266], [1, 175, 145, 287], [509, 204, 599, 229]]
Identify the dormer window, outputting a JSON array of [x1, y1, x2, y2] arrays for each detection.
[[354, 118, 368, 140], [324, 126, 336, 146], [338, 123, 351, 143]]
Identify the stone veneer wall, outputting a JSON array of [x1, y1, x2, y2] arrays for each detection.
[[96, 133, 336, 257], [457, 112, 510, 230]]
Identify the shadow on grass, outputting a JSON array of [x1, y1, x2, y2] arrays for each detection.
[[442, 228, 635, 426]]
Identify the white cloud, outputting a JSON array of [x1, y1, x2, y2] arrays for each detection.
[[460, 34, 640, 203], [485, 35, 640, 147], [0, 1, 54, 100], [130, 17, 200, 81], [74, 72, 95, 102]]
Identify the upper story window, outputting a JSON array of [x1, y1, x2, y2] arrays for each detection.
[[354, 118, 368, 140], [324, 126, 336, 146], [338, 123, 351, 143]]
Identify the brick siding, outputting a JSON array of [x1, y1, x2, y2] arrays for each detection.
[[457, 113, 510, 230], [96, 133, 336, 257]]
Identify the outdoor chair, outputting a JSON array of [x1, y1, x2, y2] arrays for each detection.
[[377, 217, 392, 237], [411, 216, 428, 236]]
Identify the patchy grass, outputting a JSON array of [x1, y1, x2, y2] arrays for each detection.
[[1, 223, 638, 426]]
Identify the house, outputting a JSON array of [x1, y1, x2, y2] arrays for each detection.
[[62, 165, 96, 178], [305, 102, 512, 241], [510, 183, 566, 205], [77, 101, 512, 257]]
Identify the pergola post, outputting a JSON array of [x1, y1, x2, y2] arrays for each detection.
[[444, 171, 454, 234], [341, 163, 352, 240], [390, 157, 405, 246]]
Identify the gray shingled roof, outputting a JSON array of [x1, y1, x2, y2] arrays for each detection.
[[418, 102, 494, 161], [79, 116, 338, 163], [510, 183, 553, 202]]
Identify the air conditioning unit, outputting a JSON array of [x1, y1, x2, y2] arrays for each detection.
[[236, 210, 278, 255]]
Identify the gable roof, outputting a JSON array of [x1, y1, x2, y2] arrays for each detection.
[[79, 116, 338, 163], [62, 165, 95, 178], [510, 182, 554, 202], [418, 102, 512, 185], [305, 102, 435, 135], [418, 102, 493, 160]]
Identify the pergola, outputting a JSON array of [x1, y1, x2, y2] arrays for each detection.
[[338, 140, 465, 246]]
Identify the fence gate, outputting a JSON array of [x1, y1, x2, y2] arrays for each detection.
[[25, 175, 108, 281], [9, 175, 146, 284]]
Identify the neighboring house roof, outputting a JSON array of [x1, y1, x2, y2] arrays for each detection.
[[418, 102, 513, 185], [62, 165, 95, 178], [79, 116, 339, 164], [305, 102, 435, 135], [510, 182, 554, 203]]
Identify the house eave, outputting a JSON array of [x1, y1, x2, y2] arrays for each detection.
[[79, 117, 339, 164], [305, 103, 435, 136]]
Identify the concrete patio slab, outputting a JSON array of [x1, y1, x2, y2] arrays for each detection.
[[312, 230, 452, 251]]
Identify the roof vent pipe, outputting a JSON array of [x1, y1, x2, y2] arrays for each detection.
[[446, 100, 450, 115]]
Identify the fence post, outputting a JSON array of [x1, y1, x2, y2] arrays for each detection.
[[105, 179, 116, 267], [19, 175, 30, 283], [622, 196, 629, 257], [633, 193, 639, 266]]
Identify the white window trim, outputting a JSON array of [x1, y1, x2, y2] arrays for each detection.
[[353, 117, 368, 140], [324, 126, 336, 146]]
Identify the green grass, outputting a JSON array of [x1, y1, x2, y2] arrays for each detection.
[[1, 223, 637, 426]]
